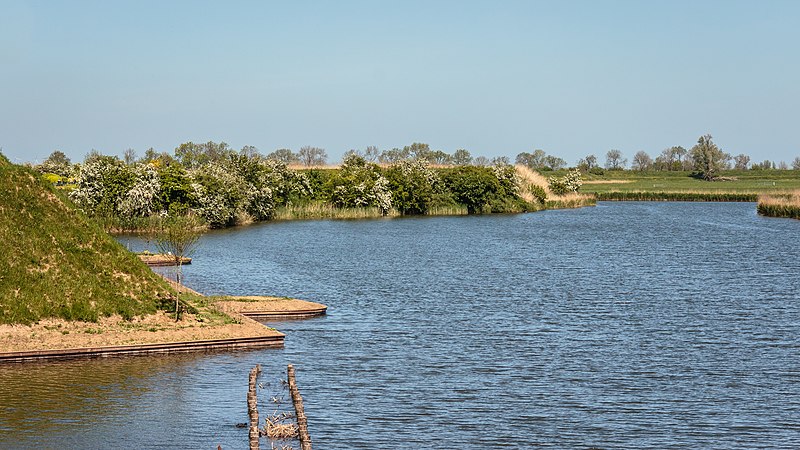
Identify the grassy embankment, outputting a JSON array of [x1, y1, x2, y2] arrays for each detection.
[[0, 154, 228, 327], [579, 169, 800, 202]]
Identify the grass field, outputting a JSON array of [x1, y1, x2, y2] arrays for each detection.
[[579, 170, 800, 196]]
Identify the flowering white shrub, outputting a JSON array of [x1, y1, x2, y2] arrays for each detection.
[[259, 159, 312, 204], [493, 163, 520, 196], [117, 163, 161, 219], [330, 154, 392, 214], [69, 156, 132, 216], [548, 168, 583, 195]]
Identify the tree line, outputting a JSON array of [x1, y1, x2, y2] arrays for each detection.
[[33, 143, 548, 230]]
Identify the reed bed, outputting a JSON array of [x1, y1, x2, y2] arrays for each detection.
[[757, 191, 800, 219], [546, 193, 596, 209], [273, 202, 396, 220], [427, 204, 469, 216], [595, 191, 758, 202]]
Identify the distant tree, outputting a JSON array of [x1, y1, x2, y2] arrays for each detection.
[[733, 154, 751, 170], [266, 148, 300, 165], [631, 151, 653, 171], [156, 214, 202, 321], [515, 149, 547, 169], [492, 156, 511, 166], [452, 149, 472, 165], [793, 157, 800, 170], [298, 146, 327, 166], [605, 149, 626, 170], [429, 150, 453, 165], [123, 148, 137, 165], [401, 142, 432, 162], [363, 145, 380, 162], [143, 147, 159, 162], [673, 146, 690, 170], [472, 156, 490, 166], [39, 150, 72, 177], [690, 134, 730, 180], [778, 160, 789, 170], [577, 154, 597, 171], [751, 160, 772, 170], [378, 147, 410, 164], [174, 141, 233, 169], [544, 155, 566, 171], [45, 150, 71, 166], [240, 145, 260, 160], [84, 149, 103, 163]]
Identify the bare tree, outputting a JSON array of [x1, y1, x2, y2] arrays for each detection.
[[298, 146, 327, 167], [156, 215, 202, 321], [793, 157, 800, 170], [473, 156, 490, 166], [123, 148, 137, 165], [631, 151, 653, 171], [605, 149, 626, 170], [733, 154, 750, 170], [363, 145, 380, 162], [577, 154, 597, 171], [266, 148, 300, 164]]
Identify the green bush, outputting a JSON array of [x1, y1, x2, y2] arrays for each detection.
[[386, 160, 439, 215]]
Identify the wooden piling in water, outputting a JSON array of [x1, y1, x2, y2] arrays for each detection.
[[248, 364, 262, 450], [287, 364, 312, 450]]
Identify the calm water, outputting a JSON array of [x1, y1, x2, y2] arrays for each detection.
[[2, 202, 799, 449]]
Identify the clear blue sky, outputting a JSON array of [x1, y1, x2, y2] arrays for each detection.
[[2, 0, 799, 165]]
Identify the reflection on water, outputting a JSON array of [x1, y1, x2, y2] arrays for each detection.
[[3, 202, 800, 449]]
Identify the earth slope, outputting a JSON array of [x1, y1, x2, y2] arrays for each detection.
[[0, 154, 171, 324]]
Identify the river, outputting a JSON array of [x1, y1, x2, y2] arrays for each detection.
[[1, 202, 799, 449]]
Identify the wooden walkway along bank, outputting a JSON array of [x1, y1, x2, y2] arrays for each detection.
[[0, 335, 284, 363]]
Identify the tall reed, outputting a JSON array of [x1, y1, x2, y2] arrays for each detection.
[[596, 191, 758, 202], [757, 191, 800, 219]]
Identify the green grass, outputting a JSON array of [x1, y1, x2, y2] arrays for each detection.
[[0, 154, 174, 325], [579, 170, 800, 196]]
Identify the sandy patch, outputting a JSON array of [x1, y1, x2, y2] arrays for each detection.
[[0, 311, 282, 354], [216, 296, 328, 314]]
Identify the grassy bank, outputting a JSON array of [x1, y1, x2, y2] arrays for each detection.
[[757, 192, 800, 219], [580, 170, 800, 196], [0, 154, 174, 325]]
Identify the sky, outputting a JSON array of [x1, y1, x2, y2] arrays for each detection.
[[2, 0, 799, 165]]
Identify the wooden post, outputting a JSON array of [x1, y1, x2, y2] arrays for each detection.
[[287, 364, 312, 450], [248, 364, 262, 450]]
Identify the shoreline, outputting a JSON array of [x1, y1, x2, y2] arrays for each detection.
[[0, 291, 327, 363]]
